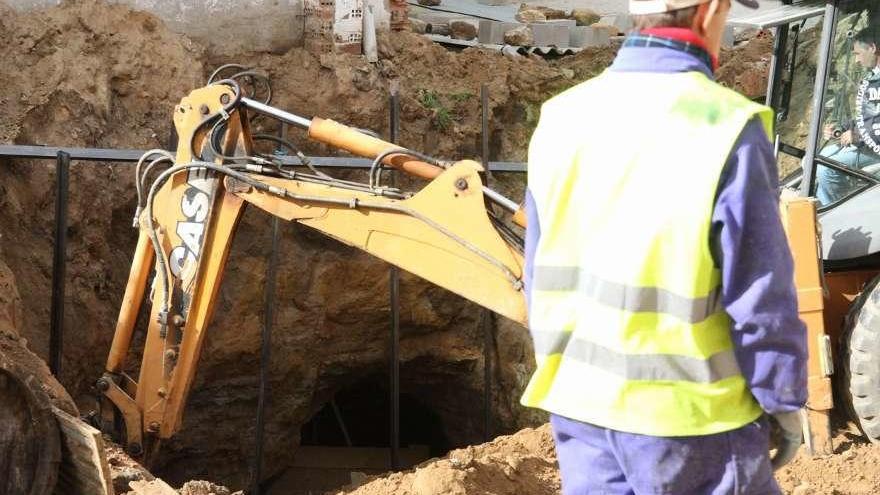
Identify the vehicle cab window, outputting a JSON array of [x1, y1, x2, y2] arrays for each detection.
[[815, 3, 880, 206]]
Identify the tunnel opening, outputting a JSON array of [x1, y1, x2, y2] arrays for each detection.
[[265, 372, 455, 495], [300, 375, 450, 455]]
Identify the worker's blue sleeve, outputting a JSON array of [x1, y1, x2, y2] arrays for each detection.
[[523, 189, 540, 314], [711, 117, 808, 414]]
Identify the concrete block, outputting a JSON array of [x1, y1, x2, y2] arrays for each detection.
[[531, 23, 569, 47], [478, 19, 521, 44], [569, 26, 611, 48]]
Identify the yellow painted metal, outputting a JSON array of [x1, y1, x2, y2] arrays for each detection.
[[111, 85, 243, 441], [780, 196, 833, 455], [106, 230, 154, 373], [102, 376, 143, 451], [230, 161, 527, 324], [101, 84, 526, 452], [160, 192, 245, 437]]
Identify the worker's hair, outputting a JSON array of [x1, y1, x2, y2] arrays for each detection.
[[631, 6, 699, 30], [854, 26, 880, 49]]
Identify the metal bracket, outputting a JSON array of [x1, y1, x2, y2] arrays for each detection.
[[820, 334, 834, 377], [97, 374, 144, 457]]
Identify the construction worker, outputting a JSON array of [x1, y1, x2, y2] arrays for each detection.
[[522, 0, 807, 493], [817, 26, 880, 205]]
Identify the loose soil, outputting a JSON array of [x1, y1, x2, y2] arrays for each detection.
[[335, 423, 880, 495]]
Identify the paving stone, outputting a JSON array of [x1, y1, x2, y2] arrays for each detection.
[[531, 23, 569, 47], [569, 25, 611, 48]]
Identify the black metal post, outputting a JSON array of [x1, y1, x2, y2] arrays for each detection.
[[480, 84, 493, 441], [765, 24, 790, 111], [800, 2, 839, 198], [482, 311, 494, 441], [251, 217, 281, 495], [481, 84, 493, 184], [49, 151, 70, 377], [388, 91, 402, 471]]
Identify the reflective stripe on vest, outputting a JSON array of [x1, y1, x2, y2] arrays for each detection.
[[521, 70, 773, 436], [533, 268, 723, 324], [529, 329, 740, 383]]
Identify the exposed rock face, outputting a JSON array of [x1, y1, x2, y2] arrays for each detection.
[[571, 8, 600, 27], [717, 32, 775, 100], [0, 262, 21, 336], [533, 5, 568, 20], [0, 1, 613, 490], [515, 9, 546, 24], [409, 18, 428, 34], [504, 26, 534, 46], [450, 20, 477, 40]]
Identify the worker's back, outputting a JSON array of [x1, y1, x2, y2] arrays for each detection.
[[523, 69, 773, 436]]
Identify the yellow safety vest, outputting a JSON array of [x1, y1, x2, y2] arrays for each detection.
[[522, 70, 774, 436]]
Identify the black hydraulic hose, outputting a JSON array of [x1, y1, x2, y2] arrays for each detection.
[[144, 161, 281, 330], [207, 65, 272, 110], [370, 147, 446, 189], [191, 79, 243, 161], [251, 133, 335, 180], [208, 64, 251, 84]]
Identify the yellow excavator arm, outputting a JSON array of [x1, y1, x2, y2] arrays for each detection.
[[97, 79, 834, 463], [98, 82, 527, 457]]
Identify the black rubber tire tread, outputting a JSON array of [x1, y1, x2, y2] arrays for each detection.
[[839, 275, 880, 441], [0, 350, 62, 495]]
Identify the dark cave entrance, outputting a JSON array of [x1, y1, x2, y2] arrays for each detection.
[[300, 375, 450, 455], [265, 373, 452, 494]]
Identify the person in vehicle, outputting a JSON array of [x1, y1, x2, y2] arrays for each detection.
[[817, 26, 880, 205]]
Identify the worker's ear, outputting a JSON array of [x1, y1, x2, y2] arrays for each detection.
[[691, 2, 709, 37], [696, 0, 729, 36], [693, 0, 730, 58]]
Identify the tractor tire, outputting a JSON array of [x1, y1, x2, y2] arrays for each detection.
[[0, 335, 67, 495], [839, 276, 880, 441]]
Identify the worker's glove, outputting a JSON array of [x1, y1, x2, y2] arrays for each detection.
[[769, 410, 804, 471]]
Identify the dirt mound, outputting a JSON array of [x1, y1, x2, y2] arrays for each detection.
[[0, 260, 77, 415], [0, 0, 205, 399], [337, 422, 880, 495], [334, 424, 559, 495], [777, 429, 880, 495], [717, 31, 775, 99]]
